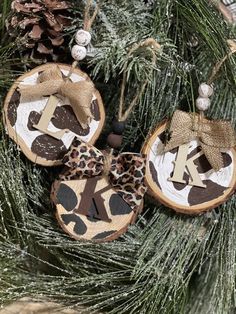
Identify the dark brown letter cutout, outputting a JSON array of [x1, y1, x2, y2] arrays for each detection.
[[75, 177, 112, 222]]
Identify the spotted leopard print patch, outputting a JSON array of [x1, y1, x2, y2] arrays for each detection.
[[59, 139, 147, 212]]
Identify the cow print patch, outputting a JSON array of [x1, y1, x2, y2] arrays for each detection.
[[8, 90, 20, 127], [56, 184, 78, 211], [28, 111, 41, 131], [51, 105, 90, 136], [158, 132, 178, 154], [91, 100, 100, 121], [109, 194, 133, 215], [171, 171, 189, 191], [149, 161, 161, 189], [188, 180, 227, 206], [188, 147, 232, 174], [61, 213, 87, 235], [222, 153, 232, 168], [31, 134, 68, 160]]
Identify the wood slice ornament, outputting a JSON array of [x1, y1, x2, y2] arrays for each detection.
[[4, 63, 105, 166], [143, 120, 236, 215], [4, 1, 105, 166], [51, 139, 147, 242], [143, 80, 236, 215], [52, 176, 142, 242]]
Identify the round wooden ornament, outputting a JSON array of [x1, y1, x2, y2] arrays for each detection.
[[51, 176, 142, 242], [142, 121, 236, 215], [4, 63, 105, 166]]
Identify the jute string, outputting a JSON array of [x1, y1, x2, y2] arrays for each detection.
[[103, 149, 114, 176], [67, 0, 101, 79], [164, 40, 236, 171], [84, 0, 101, 32], [207, 39, 236, 85], [118, 38, 161, 122]]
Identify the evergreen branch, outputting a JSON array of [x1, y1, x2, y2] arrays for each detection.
[[0, 0, 236, 313]]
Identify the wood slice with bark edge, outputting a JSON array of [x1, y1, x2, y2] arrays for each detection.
[[0, 298, 80, 314], [3, 63, 105, 167], [142, 121, 236, 215], [51, 176, 143, 242]]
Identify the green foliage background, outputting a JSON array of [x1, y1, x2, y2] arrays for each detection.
[[0, 0, 236, 313]]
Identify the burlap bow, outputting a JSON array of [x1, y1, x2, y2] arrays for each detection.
[[164, 110, 236, 171], [18, 65, 95, 129], [59, 139, 147, 212]]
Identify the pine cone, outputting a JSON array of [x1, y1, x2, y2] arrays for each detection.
[[6, 0, 73, 63]]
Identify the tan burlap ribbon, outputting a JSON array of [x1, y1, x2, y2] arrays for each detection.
[[164, 110, 236, 171], [18, 65, 95, 129]]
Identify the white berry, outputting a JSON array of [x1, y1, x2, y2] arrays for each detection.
[[75, 30, 91, 46], [198, 83, 213, 98], [196, 97, 210, 111], [71, 45, 87, 61]]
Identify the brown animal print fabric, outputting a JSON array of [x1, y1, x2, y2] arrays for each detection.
[[60, 139, 147, 212]]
